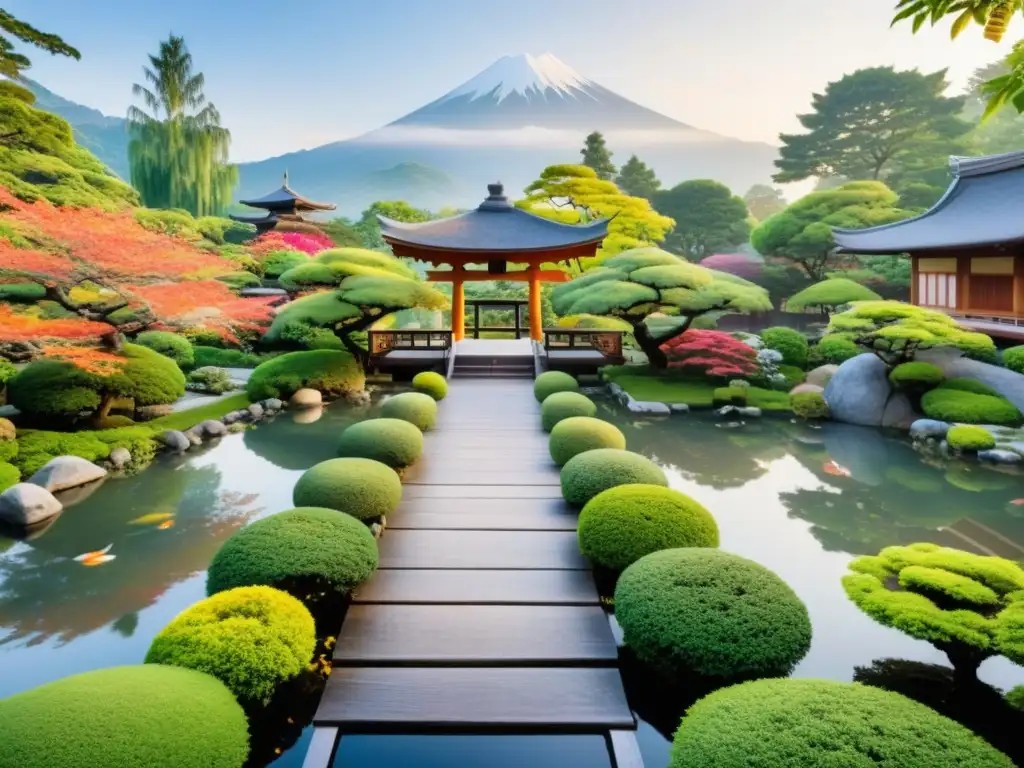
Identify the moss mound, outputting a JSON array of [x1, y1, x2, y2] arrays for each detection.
[[412, 371, 448, 401], [921, 388, 1022, 426], [541, 391, 597, 432], [939, 378, 1000, 396], [293, 457, 402, 520], [560, 448, 667, 506], [791, 391, 829, 420], [381, 391, 438, 431], [246, 350, 364, 401], [145, 586, 315, 704], [207, 507, 379, 597], [760, 326, 808, 368], [0, 461, 19, 492], [534, 370, 579, 402], [0, 665, 249, 768], [1003, 346, 1024, 375], [549, 417, 626, 467], [947, 424, 996, 451], [890, 361, 945, 392], [615, 548, 812, 678], [578, 484, 719, 571], [670, 678, 1014, 768], [337, 418, 423, 470], [135, 331, 195, 368]]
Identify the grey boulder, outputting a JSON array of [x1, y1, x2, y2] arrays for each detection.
[[199, 419, 228, 438], [222, 410, 245, 425], [919, 348, 1024, 413], [0, 483, 62, 526], [910, 419, 951, 441], [159, 430, 191, 453], [183, 429, 203, 446], [627, 399, 671, 414], [246, 403, 265, 420], [881, 392, 917, 430], [261, 398, 283, 412], [109, 447, 132, 469], [824, 354, 895, 428], [979, 449, 1022, 464], [289, 389, 322, 409], [29, 456, 107, 493], [670, 403, 691, 413], [806, 364, 839, 389], [790, 383, 825, 396]]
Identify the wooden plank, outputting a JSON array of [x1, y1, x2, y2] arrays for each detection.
[[378, 530, 586, 569], [405, 469, 560, 486], [334, 605, 616, 665], [402, 484, 563, 499], [353, 569, 599, 605], [301, 727, 338, 768], [315, 667, 635, 732], [609, 730, 644, 768]]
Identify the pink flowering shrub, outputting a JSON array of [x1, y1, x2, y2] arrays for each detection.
[[699, 253, 764, 280], [250, 231, 332, 256], [663, 329, 759, 379]]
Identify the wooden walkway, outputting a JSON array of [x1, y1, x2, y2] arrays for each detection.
[[306, 379, 638, 766]]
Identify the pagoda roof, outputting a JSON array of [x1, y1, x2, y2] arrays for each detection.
[[379, 182, 611, 253], [238, 171, 336, 212], [832, 151, 1024, 255], [229, 212, 279, 225]]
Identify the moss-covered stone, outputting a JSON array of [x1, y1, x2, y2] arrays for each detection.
[[533, 371, 579, 402], [336, 418, 423, 470], [560, 448, 667, 506], [541, 391, 597, 432], [549, 417, 626, 467], [381, 391, 438, 431], [947, 425, 996, 451], [921, 388, 1021, 426]]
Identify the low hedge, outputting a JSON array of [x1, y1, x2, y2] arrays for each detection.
[[293, 457, 402, 520], [541, 391, 597, 432], [1003, 345, 1024, 375], [549, 416, 626, 467], [947, 424, 996, 451], [0, 665, 250, 768], [615, 548, 812, 679], [560, 448, 667, 506], [791, 391, 829, 420], [336, 418, 423, 470], [669, 678, 1014, 768], [206, 507, 379, 597], [145, 586, 315, 704], [412, 371, 448, 401], [246, 349, 364, 401], [761, 326, 808, 368], [381, 391, 438, 431], [939, 378, 1000, 396], [136, 331, 195, 368], [578, 484, 719, 571], [534, 371, 579, 403], [889, 361, 945, 392], [921, 388, 1022, 426], [193, 346, 267, 369]]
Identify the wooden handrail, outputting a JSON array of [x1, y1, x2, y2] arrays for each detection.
[[542, 329, 624, 358], [369, 330, 453, 356]]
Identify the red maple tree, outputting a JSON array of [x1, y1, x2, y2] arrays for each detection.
[[663, 329, 759, 379]]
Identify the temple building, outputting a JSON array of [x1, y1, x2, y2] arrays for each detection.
[[379, 182, 610, 342], [230, 172, 336, 236], [832, 151, 1024, 338]]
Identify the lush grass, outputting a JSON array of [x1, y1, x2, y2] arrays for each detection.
[[605, 367, 791, 411]]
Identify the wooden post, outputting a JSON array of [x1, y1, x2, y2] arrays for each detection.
[[452, 272, 465, 342], [473, 302, 480, 339], [528, 267, 542, 342], [1014, 251, 1024, 319], [909, 255, 919, 306]]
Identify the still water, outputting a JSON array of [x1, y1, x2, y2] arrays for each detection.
[[2, 397, 1023, 767]]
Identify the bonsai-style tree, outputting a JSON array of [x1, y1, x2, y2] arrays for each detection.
[[843, 542, 1024, 682], [827, 300, 996, 367], [786, 278, 882, 316], [550, 247, 772, 368]]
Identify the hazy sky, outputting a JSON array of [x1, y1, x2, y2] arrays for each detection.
[[10, 0, 1005, 162]]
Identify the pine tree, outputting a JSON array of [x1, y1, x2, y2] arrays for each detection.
[[0, 10, 79, 78], [580, 131, 616, 180], [615, 155, 661, 199]]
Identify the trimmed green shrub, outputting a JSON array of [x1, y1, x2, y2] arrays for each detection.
[[0, 461, 19, 492], [560, 448, 667, 506], [940, 378, 1000, 396], [713, 386, 748, 405], [136, 331, 195, 368], [616, 548, 812, 678], [947, 425, 996, 451], [337, 418, 423, 470], [541, 391, 597, 432], [549, 416, 626, 467], [261, 249, 308, 278], [0, 282, 46, 302], [246, 350, 364, 401], [790, 391, 829, 420], [776, 364, 806, 388], [216, 271, 261, 290], [813, 334, 861, 365], [889, 361, 945, 392], [669, 678, 1014, 768], [578, 484, 719, 571], [294, 457, 402, 520], [534, 371, 579, 402], [206, 507, 379, 597], [1004, 346, 1024, 375], [921, 388, 1022, 426], [145, 585, 315, 704], [194, 346, 265, 368], [760, 326, 808, 368], [412, 371, 448, 401], [381, 391, 438, 431], [0, 665, 250, 768], [187, 366, 235, 395], [0, 358, 17, 386]]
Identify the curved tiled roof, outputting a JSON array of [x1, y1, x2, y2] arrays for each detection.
[[238, 172, 336, 212]]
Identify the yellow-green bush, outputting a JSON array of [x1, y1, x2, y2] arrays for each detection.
[[381, 391, 438, 431], [534, 371, 579, 402], [135, 331, 195, 368], [947, 425, 995, 451], [560, 448, 667, 506], [921, 389, 1022, 426], [246, 350, 364, 401], [336, 418, 423, 470], [790, 391, 829, 420], [293, 457, 402, 520], [412, 371, 448, 401], [889, 361, 944, 392], [0, 461, 19, 492], [549, 416, 626, 467], [541, 391, 597, 432]]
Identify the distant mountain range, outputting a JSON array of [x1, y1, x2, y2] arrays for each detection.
[[24, 53, 780, 216]]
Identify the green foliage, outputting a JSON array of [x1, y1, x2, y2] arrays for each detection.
[[760, 326, 808, 368], [206, 507, 379, 598], [260, 250, 308, 278], [548, 416, 627, 467], [947, 425, 997, 451], [540, 391, 596, 432], [216, 271, 260, 290], [560, 448, 667, 506], [293, 457, 402, 520], [246, 350, 364, 401], [0, 281, 46, 301], [743, 184, 786, 221], [336, 418, 423, 471], [786, 277, 882, 311], [614, 154, 661, 199], [616, 548, 812, 678], [813, 334, 862, 365], [940, 378, 1000, 396], [669, 678, 1014, 768], [145, 586, 315, 704], [135, 330, 195, 368], [578, 484, 719, 571], [0, 665, 250, 768], [278, 262, 344, 291], [412, 371, 447, 401], [776, 364, 806, 389], [1003, 345, 1024, 374], [0, 10, 80, 78], [187, 366, 235, 394], [534, 371, 579, 402], [193, 346, 265, 368], [921, 388, 1022, 426], [0, 79, 36, 104], [889, 361, 945, 392], [580, 130, 616, 180], [0, 358, 16, 386], [653, 179, 752, 259], [713, 386, 748, 405], [1007, 684, 1024, 711], [791, 391, 830, 420], [0, 461, 19, 492], [381, 391, 438, 431]]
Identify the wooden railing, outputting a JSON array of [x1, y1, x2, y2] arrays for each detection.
[[543, 329, 624, 359], [369, 330, 454, 356], [466, 299, 529, 340]]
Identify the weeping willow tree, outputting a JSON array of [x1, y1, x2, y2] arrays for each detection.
[[127, 35, 237, 216]]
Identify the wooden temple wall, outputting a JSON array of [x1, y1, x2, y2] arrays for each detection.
[[911, 248, 1024, 321]]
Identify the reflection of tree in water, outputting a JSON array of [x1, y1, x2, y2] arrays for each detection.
[[242, 407, 367, 470], [0, 463, 262, 645]]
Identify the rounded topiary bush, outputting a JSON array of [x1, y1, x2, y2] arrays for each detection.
[[790, 391, 829, 420], [940, 378, 1000, 396], [760, 326, 808, 368], [261, 249, 308, 279], [812, 334, 861, 365], [293, 457, 402, 520], [337, 418, 423, 470], [1004, 345, 1024, 375], [0, 665, 250, 768], [947, 424, 996, 451], [669, 678, 1013, 768], [578, 484, 719, 571], [889, 361, 945, 392], [541, 391, 597, 432], [412, 371, 448, 401], [136, 330, 195, 368], [921, 388, 1022, 426], [381, 391, 438, 431], [206, 507, 379, 597], [145, 586, 315, 704], [534, 370, 579, 402], [615, 548, 812, 678], [560, 448, 667, 506], [246, 350, 365, 401], [549, 416, 626, 467]]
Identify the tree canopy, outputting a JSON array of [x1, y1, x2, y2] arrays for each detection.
[[549, 246, 771, 368], [654, 180, 752, 260], [580, 131, 616, 180], [347, 200, 437, 252], [0, 10, 79, 79], [773, 67, 970, 184], [743, 184, 786, 221], [786, 278, 882, 315], [615, 155, 661, 199]]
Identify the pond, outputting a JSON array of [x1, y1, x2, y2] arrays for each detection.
[[1, 395, 1023, 767]]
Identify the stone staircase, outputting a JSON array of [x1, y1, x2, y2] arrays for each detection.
[[452, 353, 534, 378]]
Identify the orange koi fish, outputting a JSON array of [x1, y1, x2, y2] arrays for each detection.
[[1010, 499, 1024, 506], [157, 520, 175, 530], [74, 544, 115, 566], [822, 460, 852, 478]]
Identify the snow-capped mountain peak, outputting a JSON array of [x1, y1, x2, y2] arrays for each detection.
[[440, 52, 593, 104]]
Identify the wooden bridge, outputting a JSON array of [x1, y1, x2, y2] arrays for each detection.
[[303, 378, 641, 767]]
